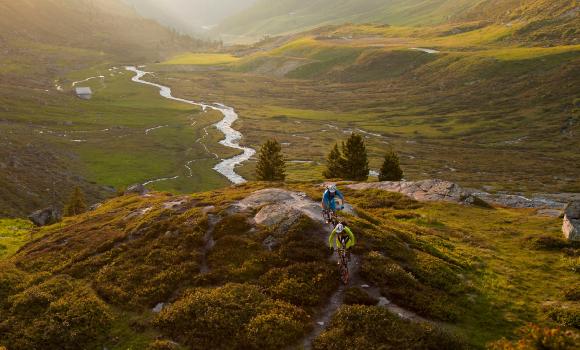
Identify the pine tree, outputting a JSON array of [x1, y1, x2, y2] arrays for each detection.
[[64, 187, 87, 217], [323, 143, 344, 179], [256, 139, 286, 181], [341, 133, 369, 181], [379, 149, 404, 181]]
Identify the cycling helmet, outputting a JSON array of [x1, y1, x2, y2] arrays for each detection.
[[335, 223, 344, 233], [328, 184, 337, 193]]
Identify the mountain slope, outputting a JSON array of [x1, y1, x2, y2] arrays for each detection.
[[215, 0, 578, 42], [1, 184, 578, 349]]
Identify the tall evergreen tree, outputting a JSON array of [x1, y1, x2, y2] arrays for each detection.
[[256, 139, 286, 181], [323, 143, 344, 179], [341, 133, 369, 181], [379, 149, 404, 181], [64, 187, 87, 217]]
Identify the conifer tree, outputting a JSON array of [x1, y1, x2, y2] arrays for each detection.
[[341, 133, 369, 181], [379, 149, 404, 181], [256, 139, 286, 181], [323, 143, 344, 179], [64, 187, 87, 217]]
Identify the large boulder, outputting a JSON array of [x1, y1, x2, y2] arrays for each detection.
[[234, 189, 323, 229], [28, 207, 62, 227], [563, 201, 580, 241], [125, 183, 148, 196]]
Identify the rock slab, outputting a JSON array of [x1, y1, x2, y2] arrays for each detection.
[[563, 201, 580, 241]]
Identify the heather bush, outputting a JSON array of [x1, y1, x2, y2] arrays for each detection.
[[313, 305, 467, 349], [1, 277, 112, 350], [361, 251, 459, 321], [155, 284, 308, 349], [244, 300, 310, 349], [544, 302, 580, 328], [343, 287, 378, 306], [260, 262, 337, 306], [212, 214, 253, 240], [563, 286, 580, 301], [523, 235, 571, 250], [489, 324, 580, 350]]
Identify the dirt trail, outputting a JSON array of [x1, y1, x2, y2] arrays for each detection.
[[234, 188, 429, 348]]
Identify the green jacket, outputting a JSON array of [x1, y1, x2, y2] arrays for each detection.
[[328, 226, 356, 249]]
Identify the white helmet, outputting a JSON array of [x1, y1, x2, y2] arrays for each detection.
[[328, 184, 337, 193], [335, 223, 344, 233]]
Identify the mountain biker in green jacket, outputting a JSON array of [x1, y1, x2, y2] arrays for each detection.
[[328, 222, 355, 258]]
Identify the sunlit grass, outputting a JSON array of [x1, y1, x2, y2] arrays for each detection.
[[162, 53, 240, 65], [0, 219, 33, 259]]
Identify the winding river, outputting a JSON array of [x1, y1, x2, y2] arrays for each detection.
[[125, 66, 255, 185]]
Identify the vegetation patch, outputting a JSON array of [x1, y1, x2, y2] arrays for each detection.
[[313, 305, 467, 350], [162, 53, 240, 65], [155, 283, 309, 349]]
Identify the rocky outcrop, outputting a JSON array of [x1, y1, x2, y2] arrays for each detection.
[[28, 206, 61, 226], [347, 179, 472, 203], [563, 201, 580, 241], [125, 183, 148, 196], [347, 179, 571, 211], [234, 189, 324, 230]]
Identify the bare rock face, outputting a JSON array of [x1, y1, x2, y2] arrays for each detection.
[[28, 206, 61, 227], [235, 189, 324, 229], [563, 201, 580, 241], [125, 183, 148, 196], [347, 179, 468, 203]]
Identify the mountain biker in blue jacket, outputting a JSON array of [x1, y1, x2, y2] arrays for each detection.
[[321, 184, 344, 213]]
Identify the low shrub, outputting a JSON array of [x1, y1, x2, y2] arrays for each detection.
[[244, 300, 310, 349], [208, 235, 262, 268], [212, 214, 253, 240], [154, 284, 309, 349], [343, 287, 378, 306], [488, 323, 579, 350], [544, 302, 580, 328], [361, 251, 459, 321], [1, 277, 113, 350], [523, 235, 570, 250], [564, 286, 580, 301], [313, 305, 467, 350], [260, 262, 337, 306]]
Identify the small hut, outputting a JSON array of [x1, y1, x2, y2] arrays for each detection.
[[75, 87, 92, 100]]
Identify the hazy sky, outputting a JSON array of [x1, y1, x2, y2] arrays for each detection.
[[123, 0, 256, 33]]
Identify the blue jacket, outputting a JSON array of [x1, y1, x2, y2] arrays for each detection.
[[322, 189, 344, 210]]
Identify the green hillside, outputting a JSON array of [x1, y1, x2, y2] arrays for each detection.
[[1, 184, 578, 349], [151, 19, 580, 194], [215, 0, 578, 43], [0, 0, 220, 217]]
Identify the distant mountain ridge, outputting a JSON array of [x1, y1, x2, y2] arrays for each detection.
[[215, 0, 578, 42]]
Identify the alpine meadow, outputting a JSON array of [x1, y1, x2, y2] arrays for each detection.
[[0, 1, 579, 350]]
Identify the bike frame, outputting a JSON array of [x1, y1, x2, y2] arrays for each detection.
[[337, 246, 350, 285]]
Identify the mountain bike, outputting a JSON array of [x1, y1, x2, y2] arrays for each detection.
[[336, 245, 350, 285], [322, 199, 344, 227]]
